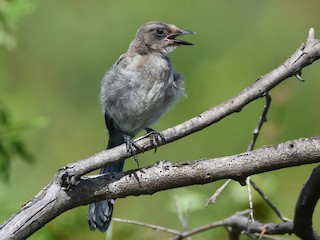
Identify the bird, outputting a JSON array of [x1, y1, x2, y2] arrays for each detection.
[[88, 21, 195, 232]]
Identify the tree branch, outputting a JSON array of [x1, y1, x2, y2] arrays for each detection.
[[1, 137, 320, 239], [294, 165, 320, 240], [168, 210, 294, 240], [247, 93, 271, 152], [1, 28, 320, 239], [62, 28, 320, 184], [250, 179, 290, 222]]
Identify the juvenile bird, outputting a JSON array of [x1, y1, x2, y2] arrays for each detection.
[[88, 21, 194, 232]]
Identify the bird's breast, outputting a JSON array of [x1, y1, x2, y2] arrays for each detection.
[[102, 53, 184, 134]]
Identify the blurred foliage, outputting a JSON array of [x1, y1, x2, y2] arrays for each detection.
[[0, 0, 320, 239], [0, 102, 46, 181], [0, 0, 37, 181], [0, 0, 36, 50]]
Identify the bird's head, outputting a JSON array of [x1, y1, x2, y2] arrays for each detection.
[[129, 21, 195, 55]]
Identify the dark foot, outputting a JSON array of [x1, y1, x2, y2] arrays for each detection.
[[145, 128, 165, 152], [122, 133, 141, 166]]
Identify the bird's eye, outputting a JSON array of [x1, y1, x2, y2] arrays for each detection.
[[156, 29, 165, 37]]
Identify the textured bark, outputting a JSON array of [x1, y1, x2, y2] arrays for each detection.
[[1, 137, 320, 239]]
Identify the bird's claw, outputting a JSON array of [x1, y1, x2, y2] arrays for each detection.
[[123, 134, 141, 166], [145, 128, 165, 152]]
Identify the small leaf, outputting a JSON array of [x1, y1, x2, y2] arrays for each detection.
[[11, 140, 34, 163]]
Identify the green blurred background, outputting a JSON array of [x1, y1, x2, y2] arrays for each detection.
[[1, 0, 320, 239]]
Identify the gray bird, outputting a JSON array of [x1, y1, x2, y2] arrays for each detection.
[[88, 21, 194, 232]]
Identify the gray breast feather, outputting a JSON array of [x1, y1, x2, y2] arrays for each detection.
[[100, 53, 184, 135]]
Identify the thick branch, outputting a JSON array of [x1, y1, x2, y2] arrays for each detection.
[[1, 137, 320, 239]]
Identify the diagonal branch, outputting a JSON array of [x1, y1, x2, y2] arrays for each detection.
[[247, 93, 272, 152], [250, 179, 290, 222], [63, 28, 320, 184]]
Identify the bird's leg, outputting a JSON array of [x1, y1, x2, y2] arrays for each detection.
[[145, 128, 165, 152], [121, 132, 141, 166]]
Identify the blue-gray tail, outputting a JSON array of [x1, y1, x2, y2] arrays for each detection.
[[88, 131, 125, 232]]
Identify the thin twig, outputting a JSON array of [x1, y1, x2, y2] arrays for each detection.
[[174, 196, 192, 240], [245, 93, 272, 222], [247, 93, 271, 152], [112, 218, 181, 235], [206, 179, 231, 206], [250, 179, 291, 222], [175, 196, 186, 230], [246, 177, 254, 221], [246, 92, 290, 222]]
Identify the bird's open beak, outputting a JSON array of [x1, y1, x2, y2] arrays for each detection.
[[166, 29, 196, 46]]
